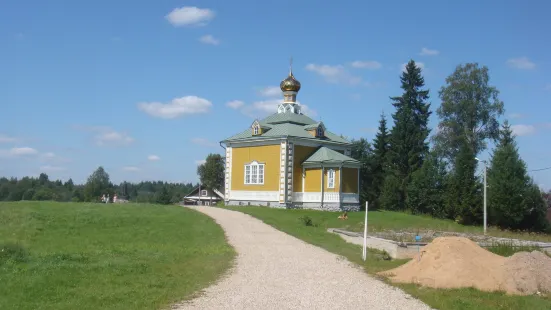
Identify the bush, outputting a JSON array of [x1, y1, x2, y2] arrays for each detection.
[[0, 242, 28, 264], [299, 215, 316, 227]]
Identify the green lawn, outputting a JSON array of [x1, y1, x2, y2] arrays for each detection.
[[0, 201, 235, 310], [224, 206, 551, 310]]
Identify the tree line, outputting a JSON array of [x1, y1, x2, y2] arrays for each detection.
[[0, 166, 197, 205], [352, 60, 550, 232]]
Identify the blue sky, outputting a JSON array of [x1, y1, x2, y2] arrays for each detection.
[[1, 0, 550, 188]]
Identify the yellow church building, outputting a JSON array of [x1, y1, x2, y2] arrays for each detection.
[[221, 65, 361, 211]]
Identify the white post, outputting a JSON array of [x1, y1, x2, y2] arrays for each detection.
[[483, 162, 487, 235], [362, 201, 368, 261]]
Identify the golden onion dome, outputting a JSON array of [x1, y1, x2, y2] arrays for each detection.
[[280, 72, 301, 92]]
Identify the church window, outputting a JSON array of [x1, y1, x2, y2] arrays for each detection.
[[316, 126, 324, 137], [327, 169, 335, 189], [244, 161, 265, 185]]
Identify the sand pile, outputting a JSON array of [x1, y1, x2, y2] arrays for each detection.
[[378, 237, 551, 295]]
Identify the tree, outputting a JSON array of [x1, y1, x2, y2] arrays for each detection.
[[350, 138, 374, 208], [155, 185, 172, 205], [487, 122, 548, 231], [407, 151, 448, 218], [445, 138, 482, 224], [197, 154, 225, 192], [371, 112, 390, 208], [433, 63, 504, 161], [381, 60, 431, 210], [83, 166, 113, 202]]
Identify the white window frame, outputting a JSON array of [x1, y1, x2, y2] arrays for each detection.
[[253, 126, 259, 135], [327, 169, 335, 189], [201, 190, 207, 196], [244, 161, 265, 185]]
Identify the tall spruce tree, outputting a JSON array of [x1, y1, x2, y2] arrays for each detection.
[[371, 112, 390, 208], [380, 60, 431, 210], [445, 139, 482, 224], [406, 150, 448, 218], [487, 121, 549, 231]]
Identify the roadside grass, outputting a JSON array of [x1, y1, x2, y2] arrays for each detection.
[[0, 201, 235, 310], [224, 206, 551, 310]]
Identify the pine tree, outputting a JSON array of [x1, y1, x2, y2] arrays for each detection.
[[487, 121, 549, 231], [381, 60, 431, 210], [371, 112, 390, 208], [446, 139, 482, 225], [406, 151, 448, 218]]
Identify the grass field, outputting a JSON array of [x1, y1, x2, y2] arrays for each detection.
[[224, 206, 551, 310], [0, 201, 235, 310]]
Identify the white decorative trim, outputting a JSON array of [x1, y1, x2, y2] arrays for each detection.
[[225, 138, 351, 150], [225, 147, 232, 200], [279, 141, 287, 203], [327, 169, 335, 189], [229, 191, 279, 201], [291, 192, 359, 203], [289, 138, 350, 150]]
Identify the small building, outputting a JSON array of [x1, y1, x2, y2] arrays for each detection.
[[220, 63, 361, 211], [183, 185, 224, 206]]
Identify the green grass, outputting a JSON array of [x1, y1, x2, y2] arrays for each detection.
[[279, 208, 551, 243], [224, 206, 551, 310], [0, 201, 235, 310]]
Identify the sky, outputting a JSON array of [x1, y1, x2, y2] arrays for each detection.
[[0, 0, 550, 188]]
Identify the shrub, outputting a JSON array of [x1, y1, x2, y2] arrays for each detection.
[[299, 215, 316, 227]]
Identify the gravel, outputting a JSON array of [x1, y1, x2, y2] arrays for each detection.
[[173, 206, 431, 310]]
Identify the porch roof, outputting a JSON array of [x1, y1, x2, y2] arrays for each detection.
[[302, 147, 361, 168]]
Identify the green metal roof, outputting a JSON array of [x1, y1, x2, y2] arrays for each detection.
[[222, 120, 350, 144], [260, 112, 317, 125], [303, 147, 360, 167], [303, 122, 322, 130]]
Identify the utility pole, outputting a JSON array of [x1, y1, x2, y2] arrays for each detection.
[[476, 157, 487, 235]]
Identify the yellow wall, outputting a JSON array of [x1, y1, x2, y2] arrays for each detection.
[[304, 168, 322, 192], [342, 167, 359, 193], [231, 144, 280, 191], [323, 168, 340, 192], [293, 145, 317, 191]]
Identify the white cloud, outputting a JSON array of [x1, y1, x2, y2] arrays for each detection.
[[419, 47, 440, 56], [94, 129, 134, 146], [123, 166, 140, 172], [40, 165, 66, 172], [350, 60, 382, 69], [138, 96, 212, 119], [226, 100, 245, 109], [401, 62, 425, 72], [10, 147, 38, 156], [199, 34, 220, 45], [506, 57, 536, 70], [511, 124, 536, 136], [165, 7, 215, 27], [191, 138, 217, 147], [545, 84, 551, 90], [305, 63, 361, 85], [258, 86, 281, 97], [0, 134, 16, 143], [147, 155, 160, 161], [41, 152, 56, 159], [195, 159, 206, 166]]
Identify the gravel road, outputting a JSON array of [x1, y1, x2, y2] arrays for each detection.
[[174, 206, 431, 310]]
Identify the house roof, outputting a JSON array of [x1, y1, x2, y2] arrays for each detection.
[[184, 185, 224, 199], [222, 111, 350, 145], [302, 147, 361, 168]]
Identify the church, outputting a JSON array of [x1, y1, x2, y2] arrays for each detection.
[[220, 64, 361, 211]]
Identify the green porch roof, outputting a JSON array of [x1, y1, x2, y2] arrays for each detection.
[[302, 147, 361, 167]]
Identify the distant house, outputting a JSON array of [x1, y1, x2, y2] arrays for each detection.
[[183, 185, 224, 206]]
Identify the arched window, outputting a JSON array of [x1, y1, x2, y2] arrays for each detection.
[[316, 126, 324, 137]]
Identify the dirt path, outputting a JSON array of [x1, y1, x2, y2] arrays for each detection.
[[174, 206, 431, 310]]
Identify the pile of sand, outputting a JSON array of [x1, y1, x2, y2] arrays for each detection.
[[378, 237, 551, 295]]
